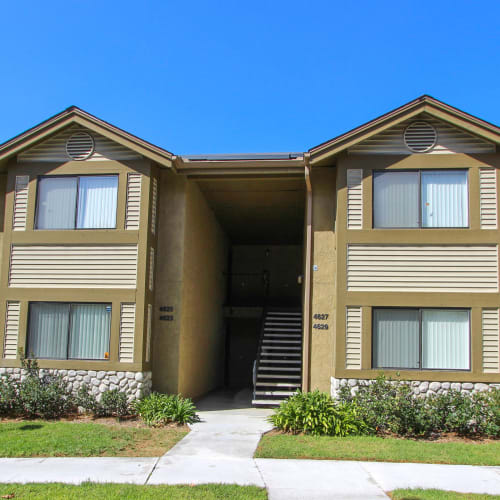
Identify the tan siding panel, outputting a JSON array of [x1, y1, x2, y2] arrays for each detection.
[[151, 177, 158, 235], [347, 245, 498, 292], [119, 303, 135, 363], [3, 302, 20, 359], [149, 247, 155, 292], [9, 245, 138, 288], [13, 176, 29, 231], [346, 306, 362, 369], [146, 304, 152, 363], [347, 169, 363, 230], [125, 173, 142, 230], [483, 309, 499, 373], [480, 168, 498, 230], [348, 115, 496, 154], [18, 125, 142, 162]]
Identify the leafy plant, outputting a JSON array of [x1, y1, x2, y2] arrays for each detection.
[[96, 389, 129, 418], [270, 390, 369, 437], [338, 375, 500, 438], [0, 373, 18, 416], [133, 393, 198, 426]]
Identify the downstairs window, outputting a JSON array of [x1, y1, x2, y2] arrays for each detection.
[[372, 308, 470, 370], [27, 302, 111, 360]]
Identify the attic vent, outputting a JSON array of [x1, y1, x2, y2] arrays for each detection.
[[66, 132, 95, 160], [403, 121, 437, 153]]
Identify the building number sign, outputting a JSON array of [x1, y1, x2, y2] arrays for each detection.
[[313, 313, 329, 330]]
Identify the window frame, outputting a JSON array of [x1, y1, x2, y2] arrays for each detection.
[[34, 174, 119, 230], [27, 301, 112, 361], [371, 306, 471, 372], [372, 169, 470, 229]]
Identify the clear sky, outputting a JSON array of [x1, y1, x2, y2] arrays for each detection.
[[1, 0, 499, 154]]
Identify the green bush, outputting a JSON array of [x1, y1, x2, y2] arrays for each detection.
[[338, 375, 500, 438], [270, 390, 368, 437], [0, 374, 18, 416], [133, 392, 198, 426], [17, 373, 75, 419], [97, 389, 129, 418]]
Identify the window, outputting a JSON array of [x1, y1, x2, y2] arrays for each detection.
[[27, 302, 111, 360], [373, 170, 468, 228], [372, 308, 470, 370], [36, 175, 118, 229]]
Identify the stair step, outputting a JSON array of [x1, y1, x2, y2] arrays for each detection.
[[264, 328, 301, 332], [260, 359, 301, 364], [263, 340, 301, 344], [255, 391, 296, 396], [264, 334, 302, 339], [257, 374, 301, 379], [256, 382, 301, 387], [252, 399, 283, 406], [265, 322, 302, 327], [267, 312, 302, 316], [262, 345, 301, 350], [261, 353, 301, 358], [258, 367, 301, 372]]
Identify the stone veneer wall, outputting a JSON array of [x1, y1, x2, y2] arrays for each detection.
[[331, 377, 500, 399], [0, 368, 152, 401]]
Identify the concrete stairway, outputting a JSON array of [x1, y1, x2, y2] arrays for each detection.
[[252, 309, 302, 407]]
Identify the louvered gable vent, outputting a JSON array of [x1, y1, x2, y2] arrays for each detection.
[[66, 132, 95, 160], [404, 121, 437, 152]]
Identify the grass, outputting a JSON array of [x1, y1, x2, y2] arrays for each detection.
[[390, 489, 500, 500], [255, 433, 500, 466], [0, 421, 188, 457], [0, 483, 267, 499]]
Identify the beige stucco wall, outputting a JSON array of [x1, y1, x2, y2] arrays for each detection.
[[178, 181, 228, 398], [309, 167, 336, 392], [152, 176, 229, 397], [151, 171, 187, 393]]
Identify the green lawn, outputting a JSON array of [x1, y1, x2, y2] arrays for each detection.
[[0, 483, 267, 500], [255, 433, 500, 466], [390, 489, 500, 500], [0, 421, 188, 457]]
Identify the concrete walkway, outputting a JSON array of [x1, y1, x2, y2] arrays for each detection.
[[1, 390, 499, 499]]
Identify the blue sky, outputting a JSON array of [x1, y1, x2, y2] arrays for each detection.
[[1, 1, 499, 154]]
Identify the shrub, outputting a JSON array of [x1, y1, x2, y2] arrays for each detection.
[[270, 390, 368, 437], [338, 375, 500, 438], [0, 374, 18, 416], [17, 373, 75, 419], [75, 384, 99, 414], [133, 393, 198, 426], [96, 389, 129, 418]]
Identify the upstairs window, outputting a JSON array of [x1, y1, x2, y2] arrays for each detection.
[[36, 175, 118, 229], [373, 170, 468, 228]]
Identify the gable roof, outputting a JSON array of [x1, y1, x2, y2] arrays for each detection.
[[0, 106, 173, 170], [309, 95, 500, 165]]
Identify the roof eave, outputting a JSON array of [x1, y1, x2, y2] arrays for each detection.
[[0, 107, 174, 169], [309, 96, 500, 165]]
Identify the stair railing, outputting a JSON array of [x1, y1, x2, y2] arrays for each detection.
[[253, 305, 268, 401]]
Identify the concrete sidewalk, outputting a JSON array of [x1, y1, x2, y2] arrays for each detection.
[[0, 390, 499, 499]]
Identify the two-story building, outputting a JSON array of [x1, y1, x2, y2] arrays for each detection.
[[0, 95, 499, 404]]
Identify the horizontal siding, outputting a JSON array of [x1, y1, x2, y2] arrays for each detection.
[[346, 306, 362, 369], [9, 245, 138, 288], [348, 115, 496, 154], [146, 304, 152, 363], [12, 176, 29, 231], [483, 309, 499, 373], [480, 168, 498, 230], [3, 302, 20, 359], [347, 169, 363, 230], [151, 177, 158, 235], [125, 173, 142, 230], [347, 245, 498, 292], [119, 303, 135, 363], [149, 247, 155, 292], [18, 125, 142, 162]]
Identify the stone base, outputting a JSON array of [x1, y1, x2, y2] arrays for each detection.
[[0, 368, 152, 401], [331, 376, 500, 399]]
